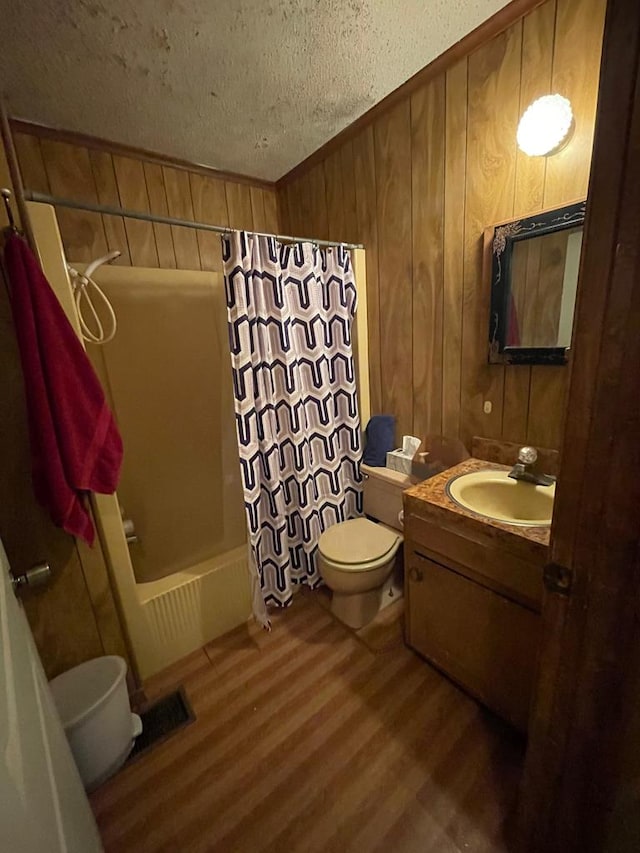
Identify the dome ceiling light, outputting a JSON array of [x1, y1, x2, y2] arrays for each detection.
[[517, 94, 574, 157]]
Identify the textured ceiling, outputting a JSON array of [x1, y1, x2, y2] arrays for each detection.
[[2, 0, 512, 181]]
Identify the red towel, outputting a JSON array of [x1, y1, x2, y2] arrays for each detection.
[[4, 234, 122, 545]]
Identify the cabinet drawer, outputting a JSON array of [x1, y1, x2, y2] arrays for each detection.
[[405, 513, 543, 610], [406, 552, 541, 731]]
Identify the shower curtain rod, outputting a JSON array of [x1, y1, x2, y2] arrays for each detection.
[[23, 190, 364, 250]]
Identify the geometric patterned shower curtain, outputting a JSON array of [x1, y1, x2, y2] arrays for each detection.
[[222, 232, 363, 627]]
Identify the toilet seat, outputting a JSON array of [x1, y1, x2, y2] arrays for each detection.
[[318, 518, 402, 573]]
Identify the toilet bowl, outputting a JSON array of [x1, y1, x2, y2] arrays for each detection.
[[318, 517, 402, 628], [318, 464, 410, 629]]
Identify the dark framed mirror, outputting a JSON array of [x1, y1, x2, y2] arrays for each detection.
[[488, 200, 586, 365]]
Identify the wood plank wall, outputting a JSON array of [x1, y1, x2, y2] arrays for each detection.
[[12, 134, 280, 272], [0, 142, 133, 681], [278, 0, 606, 451]]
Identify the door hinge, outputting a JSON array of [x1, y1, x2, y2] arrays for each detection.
[[543, 562, 573, 596]]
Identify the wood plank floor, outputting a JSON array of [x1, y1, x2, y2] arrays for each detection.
[[90, 592, 524, 853]]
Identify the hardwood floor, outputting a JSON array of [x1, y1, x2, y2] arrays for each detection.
[[90, 592, 524, 852]]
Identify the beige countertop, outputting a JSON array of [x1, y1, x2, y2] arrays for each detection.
[[403, 457, 551, 566]]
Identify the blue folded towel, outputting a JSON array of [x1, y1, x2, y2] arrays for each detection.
[[362, 415, 396, 467]]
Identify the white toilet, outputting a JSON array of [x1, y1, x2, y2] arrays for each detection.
[[317, 463, 410, 629]]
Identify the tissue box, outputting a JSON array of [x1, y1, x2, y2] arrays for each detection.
[[386, 434, 422, 476], [386, 448, 414, 475]]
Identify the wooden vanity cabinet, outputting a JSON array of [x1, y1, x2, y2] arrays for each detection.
[[404, 513, 543, 732]]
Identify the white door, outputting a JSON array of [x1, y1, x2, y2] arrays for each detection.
[[0, 538, 103, 853]]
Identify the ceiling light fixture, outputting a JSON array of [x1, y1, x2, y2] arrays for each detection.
[[517, 94, 574, 157]]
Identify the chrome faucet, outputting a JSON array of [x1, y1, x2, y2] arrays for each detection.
[[508, 446, 555, 487]]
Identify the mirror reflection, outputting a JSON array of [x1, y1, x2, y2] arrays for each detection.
[[508, 227, 583, 349]]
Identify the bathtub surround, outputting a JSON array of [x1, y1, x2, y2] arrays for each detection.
[[83, 265, 246, 584], [223, 233, 363, 624], [78, 265, 252, 676], [21, 210, 252, 679]]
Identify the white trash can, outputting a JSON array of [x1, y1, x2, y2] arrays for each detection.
[[49, 655, 142, 791]]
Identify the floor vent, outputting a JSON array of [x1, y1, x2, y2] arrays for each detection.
[[127, 687, 195, 763]]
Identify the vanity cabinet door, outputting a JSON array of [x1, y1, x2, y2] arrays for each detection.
[[406, 550, 541, 731]]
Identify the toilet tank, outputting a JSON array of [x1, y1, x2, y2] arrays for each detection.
[[361, 463, 412, 530]]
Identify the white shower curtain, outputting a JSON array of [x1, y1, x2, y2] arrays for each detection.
[[222, 232, 362, 626]]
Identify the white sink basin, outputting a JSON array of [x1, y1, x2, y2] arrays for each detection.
[[445, 469, 555, 526]]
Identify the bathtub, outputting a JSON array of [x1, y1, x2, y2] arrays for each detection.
[[94, 491, 251, 678], [137, 546, 251, 674]]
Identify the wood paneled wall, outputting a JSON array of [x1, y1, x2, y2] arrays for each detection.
[[0, 143, 133, 681], [278, 0, 606, 451], [12, 133, 279, 271]]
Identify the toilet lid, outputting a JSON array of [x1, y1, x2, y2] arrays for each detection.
[[318, 518, 400, 565]]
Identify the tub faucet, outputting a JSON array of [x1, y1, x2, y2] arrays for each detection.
[[508, 446, 555, 487]]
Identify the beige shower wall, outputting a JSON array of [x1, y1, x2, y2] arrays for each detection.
[[82, 265, 246, 584]]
